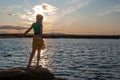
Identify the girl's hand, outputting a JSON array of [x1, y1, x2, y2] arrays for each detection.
[[19, 34, 24, 38]]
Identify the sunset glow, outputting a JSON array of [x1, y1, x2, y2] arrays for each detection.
[[0, 0, 120, 35]]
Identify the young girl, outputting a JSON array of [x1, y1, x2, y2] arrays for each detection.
[[22, 14, 45, 69]]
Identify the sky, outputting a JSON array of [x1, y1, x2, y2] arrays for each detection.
[[0, 0, 120, 35]]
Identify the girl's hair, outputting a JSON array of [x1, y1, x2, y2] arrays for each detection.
[[36, 14, 43, 23]]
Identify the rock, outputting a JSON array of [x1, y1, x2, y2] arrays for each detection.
[[0, 66, 66, 80]]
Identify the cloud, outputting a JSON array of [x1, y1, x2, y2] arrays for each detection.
[[0, 5, 22, 12], [18, 14, 34, 21], [67, 0, 93, 5], [24, 9, 32, 15], [33, 3, 58, 16], [8, 12, 34, 22], [39, 0, 94, 32], [21, 21, 33, 25], [98, 5, 120, 16], [0, 25, 27, 30], [7, 5, 22, 9], [62, 1, 90, 16], [50, 0, 93, 25], [68, 0, 80, 4], [42, 3, 58, 15], [8, 3, 58, 23]]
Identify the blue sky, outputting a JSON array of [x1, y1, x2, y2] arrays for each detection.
[[0, 0, 120, 34]]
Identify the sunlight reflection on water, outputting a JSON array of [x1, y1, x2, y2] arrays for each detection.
[[31, 49, 48, 68]]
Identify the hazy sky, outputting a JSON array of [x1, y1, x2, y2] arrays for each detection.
[[0, 0, 120, 35]]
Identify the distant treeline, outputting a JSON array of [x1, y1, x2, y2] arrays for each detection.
[[0, 33, 120, 39]]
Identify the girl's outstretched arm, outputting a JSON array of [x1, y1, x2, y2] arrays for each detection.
[[20, 26, 32, 38], [23, 26, 32, 35]]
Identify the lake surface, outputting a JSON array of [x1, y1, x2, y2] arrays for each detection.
[[0, 38, 120, 80]]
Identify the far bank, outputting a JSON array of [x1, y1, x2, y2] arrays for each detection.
[[0, 33, 120, 39]]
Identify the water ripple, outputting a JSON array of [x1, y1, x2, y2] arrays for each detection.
[[0, 39, 120, 80]]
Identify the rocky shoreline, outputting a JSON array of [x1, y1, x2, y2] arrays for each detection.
[[0, 66, 66, 80]]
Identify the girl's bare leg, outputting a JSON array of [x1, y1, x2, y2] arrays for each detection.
[[36, 49, 41, 68], [27, 49, 36, 68]]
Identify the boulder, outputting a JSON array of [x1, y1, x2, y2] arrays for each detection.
[[0, 66, 66, 80]]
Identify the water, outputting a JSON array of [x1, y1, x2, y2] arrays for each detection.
[[0, 38, 120, 80]]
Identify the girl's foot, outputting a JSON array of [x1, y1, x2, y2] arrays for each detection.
[[26, 64, 30, 69], [36, 65, 42, 69], [26, 65, 30, 72], [36, 63, 39, 69]]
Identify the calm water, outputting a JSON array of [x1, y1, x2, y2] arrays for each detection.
[[0, 38, 120, 80]]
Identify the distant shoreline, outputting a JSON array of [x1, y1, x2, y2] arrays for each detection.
[[0, 34, 120, 39]]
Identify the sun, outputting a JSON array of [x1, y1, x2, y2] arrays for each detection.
[[33, 5, 46, 18], [25, 3, 57, 22], [33, 3, 57, 18]]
